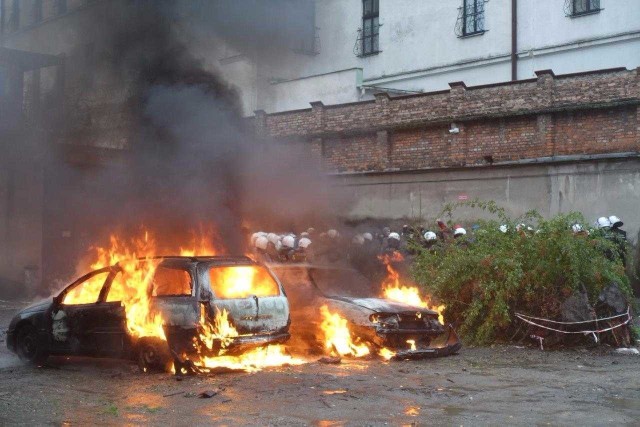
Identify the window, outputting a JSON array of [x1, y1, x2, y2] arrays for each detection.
[[566, 0, 601, 16], [9, 0, 19, 32], [209, 266, 280, 299], [57, 0, 67, 15], [32, 0, 42, 24], [361, 0, 379, 56], [456, 0, 485, 37], [150, 267, 193, 297], [63, 271, 110, 305]]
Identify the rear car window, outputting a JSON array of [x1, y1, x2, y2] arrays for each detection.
[[209, 265, 280, 299], [151, 266, 193, 296]]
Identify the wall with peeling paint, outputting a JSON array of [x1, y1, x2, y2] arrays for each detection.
[[334, 157, 640, 243]]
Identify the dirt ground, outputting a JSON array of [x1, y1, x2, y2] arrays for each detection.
[[1, 299, 639, 426]]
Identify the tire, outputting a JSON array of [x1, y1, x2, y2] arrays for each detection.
[[15, 324, 49, 366], [137, 337, 172, 374]]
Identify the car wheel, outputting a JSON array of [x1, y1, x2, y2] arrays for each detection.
[[137, 337, 172, 373], [15, 324, 48, 365]]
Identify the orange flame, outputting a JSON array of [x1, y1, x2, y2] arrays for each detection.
[[319, 305, 370, 358], [379, 253, 446, 324], [199, 345, 304, 372], [196, 305, 304, 372], [199, 307, 239, 350], [179, 225, 222, 256], [64, 232, 165, 340]]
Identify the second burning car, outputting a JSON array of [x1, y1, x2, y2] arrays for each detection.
[[270, 263, 461, 359]]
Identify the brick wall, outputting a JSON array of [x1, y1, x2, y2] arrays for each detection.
[[252, 68, 640, 174]]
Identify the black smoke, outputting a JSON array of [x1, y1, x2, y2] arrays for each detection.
[[39, 0, 346, 284]]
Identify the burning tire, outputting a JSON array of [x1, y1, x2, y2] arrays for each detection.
[[15, 324, 48, 365], [136, 337, 172, 373]]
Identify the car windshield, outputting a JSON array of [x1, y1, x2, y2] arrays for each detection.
[[209, 265, 280, 299], [308, 267, 378, 298]]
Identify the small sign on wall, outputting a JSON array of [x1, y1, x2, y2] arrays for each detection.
[[458, 194, 468, 201]]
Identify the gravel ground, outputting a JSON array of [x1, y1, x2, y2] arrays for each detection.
[[1, 299, 639, 426]]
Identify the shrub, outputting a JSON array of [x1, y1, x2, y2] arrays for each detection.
[[411, 200, 632, 345]]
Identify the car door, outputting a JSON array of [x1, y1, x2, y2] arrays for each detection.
[[52, 267, 127, 357], [205, 263, 289, 334]]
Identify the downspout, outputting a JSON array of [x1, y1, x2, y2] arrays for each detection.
[[511, 0, 518, 81]]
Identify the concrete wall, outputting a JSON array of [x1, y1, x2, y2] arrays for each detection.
[[334, 157, 640, 243]]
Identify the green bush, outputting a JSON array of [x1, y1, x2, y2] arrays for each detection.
[[411, 200, 632, 345]]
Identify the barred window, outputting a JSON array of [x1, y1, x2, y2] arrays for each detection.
[[58, 0, 67, 15], [9, 0, 19, 32], [455, 0, 485, 38], [567, 0, 601, 16], [32, 0, 42, 24], [361, 0, 379, 56]]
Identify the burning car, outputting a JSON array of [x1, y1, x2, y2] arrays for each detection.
[[6, 256, 291, 372], [270, 264, 461, 360]]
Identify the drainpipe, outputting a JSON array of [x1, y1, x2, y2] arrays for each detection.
[[511, 0, 518, 81]]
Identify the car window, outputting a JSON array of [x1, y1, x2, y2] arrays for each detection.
[[62, 271, 110, 305], [209, 265, 279, 299], [269, 267, 319, 305], [309, 268, 378, 298], [150, 266, 193, 297]]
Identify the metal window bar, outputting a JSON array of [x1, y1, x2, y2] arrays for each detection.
[[33, 0, 42, 23], [10, 0, 18, 32], [360, 0, 380, 56], [455, 0, 485, 37], [564, 0, 601, 16], [58, 0, 67, 15]]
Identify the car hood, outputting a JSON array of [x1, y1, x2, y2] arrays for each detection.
[[20, 298, 53, 314], [326, 296, 438, 316]]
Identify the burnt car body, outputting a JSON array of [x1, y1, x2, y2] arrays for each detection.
[[270, 263, 461, 359], [6, 256, 290, 370]]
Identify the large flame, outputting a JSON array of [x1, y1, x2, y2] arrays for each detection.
[[209, 265, 280, 299], [199, 307, 239, 350], [379, 253, 445, 324], [64, 232, 165, 340], [199, 345, 304, 373], [196, 306, 304, 372], [319, 305, 370, 358]]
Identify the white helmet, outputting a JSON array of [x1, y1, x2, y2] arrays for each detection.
[[282, 235, 295, 249], [327, 229, 339, 239], [388, 232, 400, 241], [596, 217, 611, 229], [454, 227, 467, 237], [516, 223, 527, 232], [300, 231, 310, 238], [499, 225, 508, 233], [362, 232, 373, 241], [267, 233, 280, 245], [609, 216, 623, 228], [255, 236, 268, 250], [298, 237, 312, 249], [423, 231, 437, 241], [352, 234, 365, 245], [571, 224, 584, 233], [250, 232, 261, 246]]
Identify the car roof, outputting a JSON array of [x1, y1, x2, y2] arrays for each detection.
[[126, 255, 257, 268]]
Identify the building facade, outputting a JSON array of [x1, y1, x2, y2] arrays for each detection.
[[210, 0, 640, 115]]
